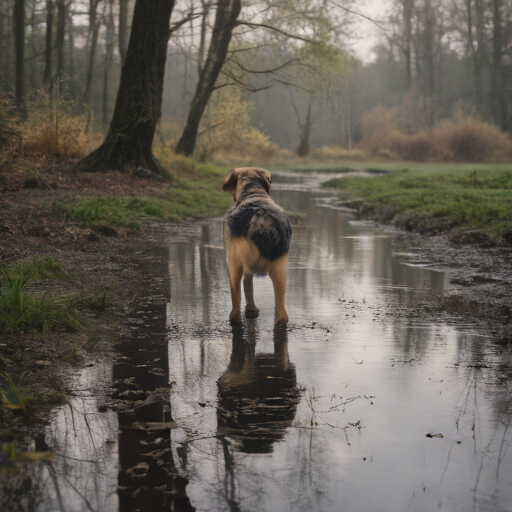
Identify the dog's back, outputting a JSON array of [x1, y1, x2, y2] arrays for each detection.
[[224, 197, 292, 261]]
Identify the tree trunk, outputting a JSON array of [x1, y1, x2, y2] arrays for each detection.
[[56, 0, 66, 79], [103, 0, 114, 127], [424, 0, 434, 98], [466, 0, 482, 110], [44, 0, 53, 87], [175, 0, 242, 156], [491, 0, 507, 130], [68, 8, 76, 98], [197, 0, 210, 77], [118, 0, 128, 64], [82, 0, 101, 107], [296, 99, 312, 157], [76, 0, 175, 174], [402, 0, 413, 90], [29, 0, 37, 89], [13, 0, 27, 119]]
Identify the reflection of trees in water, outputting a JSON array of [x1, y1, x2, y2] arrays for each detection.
[[0, 463, 48, 512], [113, 247, 194, 512]]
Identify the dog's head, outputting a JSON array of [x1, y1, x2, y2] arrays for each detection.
[[221, 167, 272, 202]]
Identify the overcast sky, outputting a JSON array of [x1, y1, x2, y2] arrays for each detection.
[[348, 0, 392, 62]]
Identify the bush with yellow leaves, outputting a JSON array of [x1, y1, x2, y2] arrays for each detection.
[[196, 87, 283, 163]]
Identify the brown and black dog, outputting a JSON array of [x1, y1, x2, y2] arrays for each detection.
[[221, 167, 292, 326]]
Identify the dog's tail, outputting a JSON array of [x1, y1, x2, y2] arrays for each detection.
[[248, 206, 292, 261]]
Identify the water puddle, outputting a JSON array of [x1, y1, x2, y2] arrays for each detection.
[[5, 173, 511, 512]]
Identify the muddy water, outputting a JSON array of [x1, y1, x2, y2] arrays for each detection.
[[7, 173, 511, 512]]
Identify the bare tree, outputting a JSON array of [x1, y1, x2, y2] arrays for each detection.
[[13, 0, 26, 119], [491, 0, 507, 129], [102, 0, 114, 126], [175, 0, 242, 156], [403, 0, 413, 89], [56, 0, 66, 78], [82, 0, 101, 107], [44, 0, 53, 86]]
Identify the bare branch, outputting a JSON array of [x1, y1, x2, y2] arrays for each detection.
[[231, 57, 302, 75], [327, 1, 388, 31], [169, 9, 202, 34], [236, 21, 318, 44], [219, 70, 273, 92]]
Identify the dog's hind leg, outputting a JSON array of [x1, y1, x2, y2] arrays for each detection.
[[228, 261, 244, 324], [269, 255, 289, 326], [243, 272, 259, 318]]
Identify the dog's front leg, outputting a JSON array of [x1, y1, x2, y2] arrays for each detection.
[[228, 263, 244, 324]]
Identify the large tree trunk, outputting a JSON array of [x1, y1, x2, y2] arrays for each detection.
[[118, 0, 128, 64], [175, 0, 241, 156], [56, 0, 66, 79], [13, 0, 26, 119], [76, 0, 175, 174], [44, 0, 53, 87]]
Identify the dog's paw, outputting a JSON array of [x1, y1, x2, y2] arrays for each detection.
[[274, 315, 289, 327], [244, 306, 260, 318], [229, 310, 243, 324]]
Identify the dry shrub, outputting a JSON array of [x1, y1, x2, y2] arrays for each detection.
[[21, 88, 100, 158], [359, 98, 512, 162], [401, 132, 434, 161], [310, 145, 368, 161], [434, 117, 512, 162]]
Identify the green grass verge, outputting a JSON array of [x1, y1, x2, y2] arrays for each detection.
[[0, 256, 107, 335], [53, 166, 232, 232], [321, 163, 512, 243]]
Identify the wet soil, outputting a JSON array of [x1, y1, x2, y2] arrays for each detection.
[[0, 226, 179, 441], [1, 170, 511, 512]]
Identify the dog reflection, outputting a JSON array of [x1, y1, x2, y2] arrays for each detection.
[[217, 323, 300, 454]]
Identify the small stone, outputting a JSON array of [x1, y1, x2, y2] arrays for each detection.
[[34, 360, 52, 367]]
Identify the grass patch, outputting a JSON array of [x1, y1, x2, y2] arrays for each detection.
[[0, 268, 81, 335], [52, 165, 232, 232], [13, 255, 68, 281], [322, 163, 512, 243]]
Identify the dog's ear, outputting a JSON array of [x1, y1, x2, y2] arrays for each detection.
[[221, 169, 239, 199]]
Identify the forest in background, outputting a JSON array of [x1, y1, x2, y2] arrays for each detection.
[[2, 0, 512, 163]]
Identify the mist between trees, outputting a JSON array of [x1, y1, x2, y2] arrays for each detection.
[[2, 0, 512, 166]]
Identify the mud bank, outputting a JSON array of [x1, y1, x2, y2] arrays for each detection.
[[0, 226, 180, 444], [1, 170, 511, 512]]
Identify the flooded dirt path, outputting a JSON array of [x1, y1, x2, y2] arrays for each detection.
[[7, 172, 511, 512]]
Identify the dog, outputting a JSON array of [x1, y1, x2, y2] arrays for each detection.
[[221, 167, 291, 326]]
